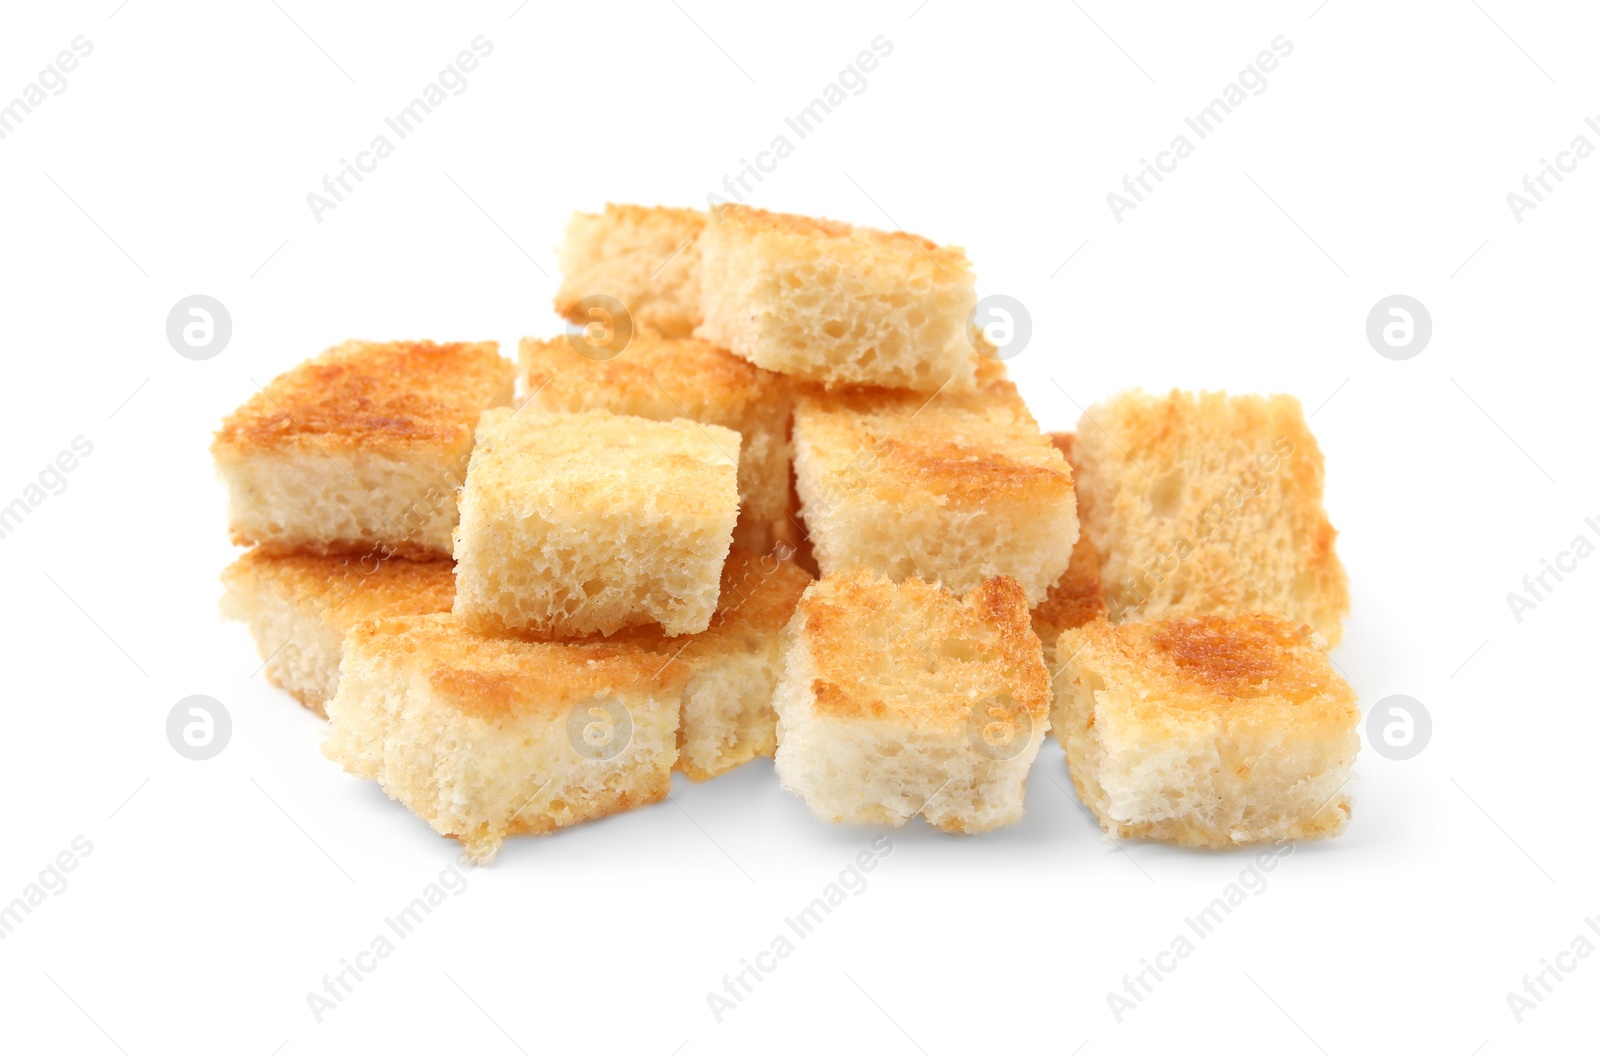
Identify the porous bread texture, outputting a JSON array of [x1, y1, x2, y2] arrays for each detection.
[[323, 613, 687, 862], [772, 571, 1050, 833], [791, 371, 1077, 604], [696, 205, 977, 393], [1031, 531, 1106, 674], [673, 548, 812, 779], [221, 550, 454, 716], [609, 547, 813, 780], [451, 408, 740, 637], [1053, 613, 1359, 848], [774, 506, 817, 577], [216, 451, 467, 561], [519, 333, 793, 553], [555, 204, 705, 338], [1073, 390, 1349, 644], [1030, 432, 1106, 672], [212, 340, 513, 558]]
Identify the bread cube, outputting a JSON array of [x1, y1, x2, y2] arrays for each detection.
[[612, 547, 812, 780], [1053, 614, 1359, 848], [212, 340, 513, 558], [519, 333, 793, 553], [452, 408, 740, 637], [555, 204, 705, 338], [792, 374, 1077, 604], [323, 613, 688, 862], [697, 205, 977, 392], [221, 550, 454, 715], [1073, 390, 1349, 644], [772, 571, 1050, 833]]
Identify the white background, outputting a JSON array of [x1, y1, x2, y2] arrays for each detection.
[[2, 1, 1596, 1052]]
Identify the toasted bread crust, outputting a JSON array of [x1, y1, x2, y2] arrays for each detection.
[[1065, 614, 1354, 712], [773, 570, 1050, 833], [325, 610, 685, 860], [1031, 431, 1105, 661], [1054, 613, 1359, 848], [463, 407, 741, 521], [794, 571, 1049, 730], [791, 344, 1026, 410], [223, 550, 455, 630], [518, 331, 793, 548], [520, 332, 780, 418], [1087, 795, 1352, 847], [213, 341, 513, 454], [452, 407, 741, 637], [711, 204, 969, 275], [1030, 531, 1105, 656], [555, 204, 706, 337], [489, 779, 672, 841], [697, 205, 978, 392], [601, 546, 813, 653], [613, 547, 812, 781], [792, 374, 1077, 601], [233, 535, 453, 563], [700, 546, 814, 639], [344, 613, 691, 721], [795, 382, 1068, 512], [221, 549, 456, 714]]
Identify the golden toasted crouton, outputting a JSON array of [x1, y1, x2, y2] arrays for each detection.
[[451, 408, 740, 637], [1072, 390, 1349, 643], [792, 374, 1077, 604], [519, 333, 793, 553], [555, 204, 705, 338], [221, 550, 455, 715], [772, 571, 1050, 833], [212, 340, 513, 558], [608, 547, 813, 780], [323, 613, 688, 862], [1054, 613, 1359, 848], [697, 205, 977, 392]]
